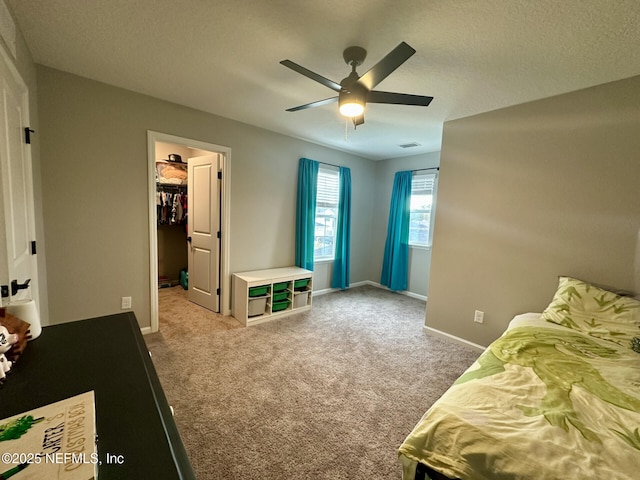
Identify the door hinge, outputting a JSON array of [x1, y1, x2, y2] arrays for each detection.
[[31, 241, 37, 255], [217, 231, 221, 239], [217, 171, 222, 180], [216, 288, 220, 295], [24, 127, 35, 144], [11, 279, 30, 296]]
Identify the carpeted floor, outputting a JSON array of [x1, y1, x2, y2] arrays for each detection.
[[145, 285, 480, 479]]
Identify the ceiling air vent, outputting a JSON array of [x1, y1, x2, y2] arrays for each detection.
[[398, 142, 421, 149]]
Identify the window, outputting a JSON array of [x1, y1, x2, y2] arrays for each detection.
[[409, 172, 437, 247], [314, 166, 340, 260]]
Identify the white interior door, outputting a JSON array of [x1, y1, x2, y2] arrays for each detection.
[[0, 46, 37, 307], [187, 154, 220, 312]]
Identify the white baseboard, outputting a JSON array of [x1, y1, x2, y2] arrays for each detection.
[[423, 326, 486, 352], [364, 280, 427, 302], [404, 291, 427, 302], [140, 326, 152, 335], [312, 280, 427, 302], [311, 287, 334, 297], [312, 280, 369, 297]]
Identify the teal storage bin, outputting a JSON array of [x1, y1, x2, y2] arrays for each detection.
[[179, 269, 188, 290]]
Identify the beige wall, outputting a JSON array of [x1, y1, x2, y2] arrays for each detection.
[[36, 66, 376, 328], [427, 75, 640, 347]]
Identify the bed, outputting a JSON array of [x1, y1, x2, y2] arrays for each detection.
[[399, 276, 640, 480]]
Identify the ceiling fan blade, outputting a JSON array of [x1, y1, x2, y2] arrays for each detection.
[[358, 42, 416, 91], [354, 114, 365, 126], [367, 90, 433, 107], [280, 60, 342, 92], [286, 96, 338, 112]]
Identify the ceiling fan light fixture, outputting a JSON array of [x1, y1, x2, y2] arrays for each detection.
[[282, 41, 433, 126], [339, 87, 366, 117], [339, 101, 364, 117]]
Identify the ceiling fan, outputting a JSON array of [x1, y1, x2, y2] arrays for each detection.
[[280, 41, 433, 128]]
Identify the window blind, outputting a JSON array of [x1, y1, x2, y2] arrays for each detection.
[[411, 173, 436, 193], [317, 167, 339, 205]]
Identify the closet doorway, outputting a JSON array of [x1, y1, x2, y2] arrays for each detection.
[[147, 131, 231, 333]]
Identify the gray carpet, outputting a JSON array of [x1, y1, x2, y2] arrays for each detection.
[[145, 285, 480, 479]]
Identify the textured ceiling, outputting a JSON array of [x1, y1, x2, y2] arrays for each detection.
[[7, 0, 640, 160]]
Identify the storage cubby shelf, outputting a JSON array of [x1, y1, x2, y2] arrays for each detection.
[[232, 267, 313, 326]]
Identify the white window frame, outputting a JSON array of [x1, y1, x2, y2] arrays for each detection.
[[314, 165, 340, 261], [409, 172, 437, 248]]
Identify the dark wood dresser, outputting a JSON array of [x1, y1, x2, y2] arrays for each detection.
[[0, 312, 195, 479]]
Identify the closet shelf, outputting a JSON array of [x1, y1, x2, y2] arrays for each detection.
[[157, 182, 187, 190]]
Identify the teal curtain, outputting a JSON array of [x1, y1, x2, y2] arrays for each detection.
[[331, 167, 351, 289], [295, 158, 319, 270], [380, 171, 412, 291]]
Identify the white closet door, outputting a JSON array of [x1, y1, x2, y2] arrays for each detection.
[[187, 154, 220, 312], [0, 45, 37, 307]]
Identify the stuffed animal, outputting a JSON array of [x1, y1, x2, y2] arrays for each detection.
[[0, 325, 19, 381]]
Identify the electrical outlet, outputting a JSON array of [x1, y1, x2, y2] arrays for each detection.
[[121, 296, 132, 309], [474, 310, 484, 324]]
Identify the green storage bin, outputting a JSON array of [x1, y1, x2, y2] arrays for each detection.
[[249, 285, 269, 297], [272, 282, 289, 292], [272, 299, 290, 312], [294, 278, 311, 290], [273, 291, 288, 302]]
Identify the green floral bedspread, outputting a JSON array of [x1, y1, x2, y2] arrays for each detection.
[[399, 314, 640, 480]]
